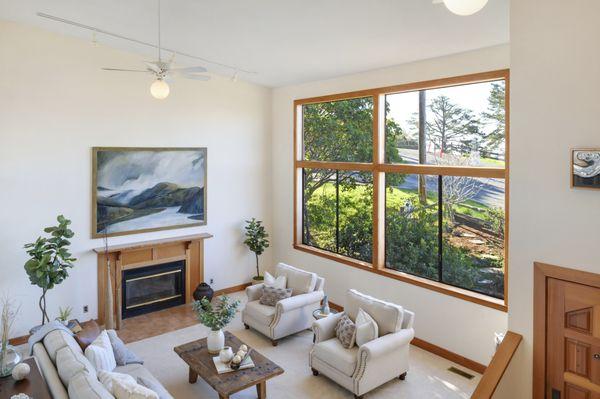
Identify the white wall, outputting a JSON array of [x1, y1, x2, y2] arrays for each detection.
[[0, 20, 272, 337], [271, 45, 510, 366], [494, 1, 600, 397]]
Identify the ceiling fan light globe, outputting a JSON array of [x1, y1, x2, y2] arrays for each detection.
[[150, 79, 170, 99], [442, 0, 488, 16]]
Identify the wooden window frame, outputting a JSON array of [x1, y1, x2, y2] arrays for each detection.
[[293, 69, 510, 312]]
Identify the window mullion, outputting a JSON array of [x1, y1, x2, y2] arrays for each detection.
[[335, 170, 340, 254], [438, 175, 443, 282]]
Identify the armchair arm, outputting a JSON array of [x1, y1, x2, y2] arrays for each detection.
[[275, 290, 324, 313], [245, 283, 264, 302], [358, 328, 414, 359], [312, 311, 345, 343]]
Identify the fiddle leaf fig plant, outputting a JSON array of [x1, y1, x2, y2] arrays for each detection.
[[24, 215, 76, 325], [243, 218, 270, 280]]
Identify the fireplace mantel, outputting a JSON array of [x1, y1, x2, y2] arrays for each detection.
[[94, 233, 213, 329]]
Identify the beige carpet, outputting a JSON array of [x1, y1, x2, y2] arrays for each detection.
[[127, 292, 480, 398]]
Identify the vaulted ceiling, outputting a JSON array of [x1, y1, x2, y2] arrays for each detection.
[[0, 0, 509, 87]]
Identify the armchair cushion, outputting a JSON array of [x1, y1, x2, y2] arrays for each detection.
[[259, 286, 292, 306], [276, 263, 317, 295], [264, 272, 287, 289], [313, 338, 359, 377], [335, 314, 357, 349], [355, 308, 378, 346], [312, 312, 345, 343], [243, 300, 276, 326], [345, 289, 404, 336]]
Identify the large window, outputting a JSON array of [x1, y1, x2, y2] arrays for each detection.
[[294, 71, 508, 309]]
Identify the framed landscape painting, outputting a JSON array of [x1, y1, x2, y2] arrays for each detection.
[[571, 148, 600, 190], [92, 147, 207, 238]]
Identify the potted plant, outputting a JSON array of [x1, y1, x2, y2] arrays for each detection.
[[192, 296, 240, 354], [56, 306, 73, 326], [24, 215, 76, 326], [243, 218, 270, 284], [0, 295, 20, 377]]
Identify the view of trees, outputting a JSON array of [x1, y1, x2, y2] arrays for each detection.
[[301, 80, 506, 299]]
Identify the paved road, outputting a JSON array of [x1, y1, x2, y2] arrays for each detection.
[[394, 149, 505, 209]]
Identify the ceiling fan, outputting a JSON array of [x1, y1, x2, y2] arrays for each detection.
[[102, 0, 210, 99]]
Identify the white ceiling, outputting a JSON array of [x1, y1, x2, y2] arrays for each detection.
[[0, 0, 509, 87]]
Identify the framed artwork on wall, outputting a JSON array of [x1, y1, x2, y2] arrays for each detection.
[[571, 148, 600, 189], [92, 147, 207, 238]]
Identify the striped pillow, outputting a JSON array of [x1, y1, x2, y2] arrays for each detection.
[[84, 330, 117, 372]]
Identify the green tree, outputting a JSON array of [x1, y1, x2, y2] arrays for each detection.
[[481, 82, 506, 154], [243, 218, 270, 278]]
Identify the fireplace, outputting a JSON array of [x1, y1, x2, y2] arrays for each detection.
[[121, 260, 186, 319]]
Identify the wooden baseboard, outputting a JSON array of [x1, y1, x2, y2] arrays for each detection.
[[9, 282, 253, 346], [328, 300, 486, 374]]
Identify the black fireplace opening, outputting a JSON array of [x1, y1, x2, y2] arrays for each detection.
[[122, 260, 186, 319]]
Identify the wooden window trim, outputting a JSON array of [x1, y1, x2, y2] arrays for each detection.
[[293, 69, 509, 312]]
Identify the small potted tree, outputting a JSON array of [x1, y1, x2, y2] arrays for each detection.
[[24, 215, 76, 327], [243, 218, 270, 284]]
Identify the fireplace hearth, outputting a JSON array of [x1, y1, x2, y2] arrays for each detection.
[[122, 260, 186, 319]]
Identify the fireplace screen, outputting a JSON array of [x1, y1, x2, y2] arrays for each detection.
[[122, 260, 186, 319]]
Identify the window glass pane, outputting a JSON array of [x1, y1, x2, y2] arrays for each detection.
[[302, 168, 373, 263], [385, 173, 439, 280], [441, 176, 505, 299], [385, 80, 506, 167], [385, 91, 419, 164], [303, 168, 336, 252], [302, 98, 373, 163]]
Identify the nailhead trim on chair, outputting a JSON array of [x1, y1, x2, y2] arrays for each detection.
[[352, 349, 369, 393]]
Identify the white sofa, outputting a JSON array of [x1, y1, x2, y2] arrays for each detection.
[[310, 289, 415, 399], [32, 329, 172, 399], [242, 262, 325, 346]]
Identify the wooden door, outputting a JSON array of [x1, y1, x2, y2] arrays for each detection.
[[547, 278, 600, 398]]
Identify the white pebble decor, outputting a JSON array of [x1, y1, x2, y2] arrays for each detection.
[[10, 394, 30, 399], [11, 362, 30, 381]]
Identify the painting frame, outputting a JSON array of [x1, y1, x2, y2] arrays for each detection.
[[92, 146, 207, 238], [571, 148, 600, 190]]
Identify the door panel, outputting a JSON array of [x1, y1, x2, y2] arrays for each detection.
[[548, 279, 600, 398]]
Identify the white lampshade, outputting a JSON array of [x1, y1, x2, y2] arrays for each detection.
[[150, 79, 170, 99], [443, 0, 488, 16]]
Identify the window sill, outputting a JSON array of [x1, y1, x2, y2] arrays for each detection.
[[293, 243, 507, 312]]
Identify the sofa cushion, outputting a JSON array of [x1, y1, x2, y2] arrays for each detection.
[[56, 346, 97, 387], [276, 263, 317, 296], [43, 329, 82, 363], [68, 371, 113, 399], [243, 300, 276, 326], [107, 330, 144, 366], [355, 308, 379, 346], [115, 363, 172, 399], [312, 338, 358, 377], [113, 377, 159, 399], [345, 289, 404, 336], [259, 286, 292, 307], [98, 370, 137, 395], [85, 330, 117, 372]]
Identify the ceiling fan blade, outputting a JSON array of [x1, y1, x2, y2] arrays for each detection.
[[171, 66, 207, 73], [102, 68, 151, 73], [144, 62, 162, 73], [181, 74, 211, 81]]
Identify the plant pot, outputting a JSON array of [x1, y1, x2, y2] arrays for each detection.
[[0, 345, 21, 377], [252, 276, 264, 285], [207, 329, 225, 355]]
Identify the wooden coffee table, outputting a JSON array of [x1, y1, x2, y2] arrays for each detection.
[[0, 358, 52, 399], [174, 331, 284, 399]]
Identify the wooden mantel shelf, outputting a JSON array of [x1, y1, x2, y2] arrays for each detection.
[[93, 233, 213, 253], [95, 233, 212, 330]]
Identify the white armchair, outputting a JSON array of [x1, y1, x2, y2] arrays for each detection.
[[242, 263, 325, 346], [310, 289, 415, 399]]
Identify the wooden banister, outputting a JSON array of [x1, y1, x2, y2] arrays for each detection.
[[471, 331, 522, 399]]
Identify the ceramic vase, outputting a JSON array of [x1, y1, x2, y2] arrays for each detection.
[[219, 346, 234, 363], [207, 329, 225, 354], [321, 295, 330, 315]]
